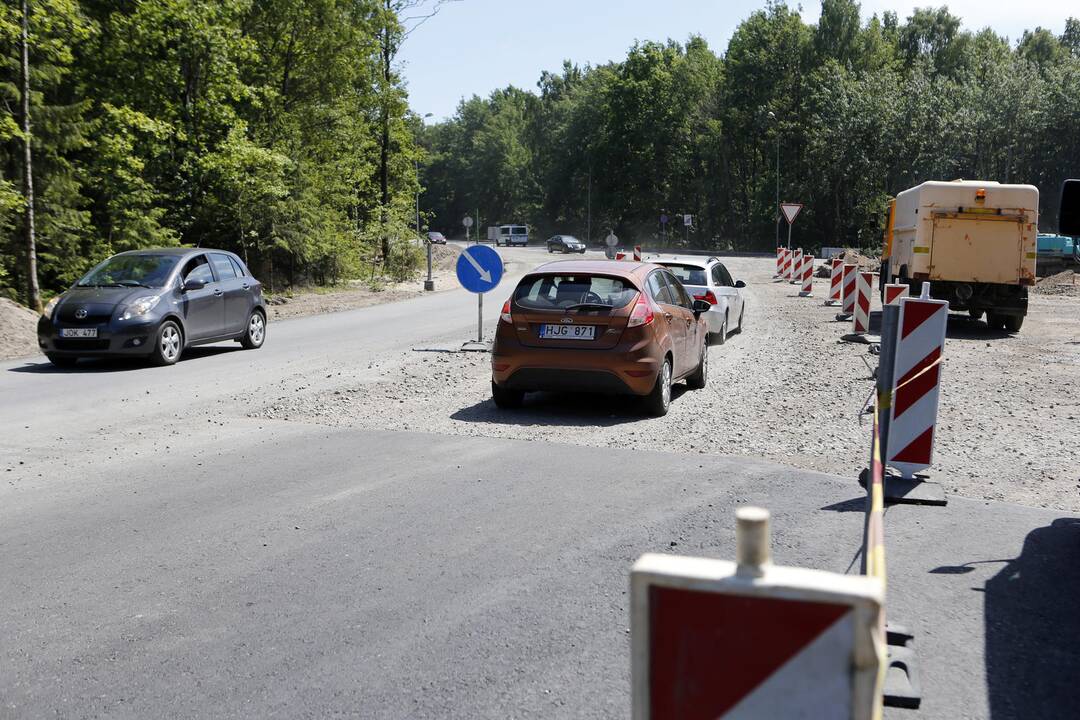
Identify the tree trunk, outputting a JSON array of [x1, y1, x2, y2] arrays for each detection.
[[20, 0, 41, 312], [378, 0, 392, 262]]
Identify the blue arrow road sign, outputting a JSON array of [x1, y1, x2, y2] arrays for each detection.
[[456, 244, 504, 294]]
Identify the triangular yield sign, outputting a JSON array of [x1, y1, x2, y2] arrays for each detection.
[[648, 587, 850, 719], [781, 203, 802, 224]]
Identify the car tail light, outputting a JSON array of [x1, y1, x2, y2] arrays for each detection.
[[627, 295, 654, 328], [500, 299, 513, 323], [694, 290, 718, 305]]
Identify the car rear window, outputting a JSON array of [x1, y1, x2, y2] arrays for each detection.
[[514, 274, 639, 310], [659, 263, 708, 286]]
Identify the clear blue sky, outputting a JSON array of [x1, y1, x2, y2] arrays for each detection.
[[398, 0, 1074, 121]]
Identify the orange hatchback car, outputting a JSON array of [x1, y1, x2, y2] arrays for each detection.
[[491, 260, 711, 415]]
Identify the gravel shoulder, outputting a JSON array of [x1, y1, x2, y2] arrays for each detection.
[[0, 297, 38, 360], [248, 256, 1080, 512]]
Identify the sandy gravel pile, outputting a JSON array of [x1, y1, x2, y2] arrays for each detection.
[[247, 256, 1080, 512], [0, 297, 39, 360], [1033, 270, 1079, 297]]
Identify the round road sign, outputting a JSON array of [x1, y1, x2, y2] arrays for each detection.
[[462, 216, 474, 228], [605, 233, 619, 247], [455, 244, 503, 294]]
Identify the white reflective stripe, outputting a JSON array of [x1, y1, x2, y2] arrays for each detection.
[[724, 612, 855, 719]]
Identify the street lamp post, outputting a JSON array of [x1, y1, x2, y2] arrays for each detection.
[[768, 111, 780, 247], [417, 112, 434, 291]]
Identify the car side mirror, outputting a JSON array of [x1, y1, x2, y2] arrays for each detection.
[[182, 279, 205, 292], [735, 280, 746, 288], [1060, 179, 1080, 237], [692, 299, 712, 314]]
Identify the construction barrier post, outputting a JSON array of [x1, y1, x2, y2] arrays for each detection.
[[837, 263, 857, 320], [851, 272, 876, 335], [631, 507, 884, 720], [634, 246, 642, 262], [775, 247, 784, 278], [790, 248, 803, 284], [799, 254, 815, 297], [825, 258, 843, 306], [884, 284, 908, 306]]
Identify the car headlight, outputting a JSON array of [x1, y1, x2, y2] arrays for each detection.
[[121, 295, 161, 320], [42, 295, 61, 320]]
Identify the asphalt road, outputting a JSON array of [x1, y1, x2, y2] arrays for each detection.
[[1, 244, 1077, 718]]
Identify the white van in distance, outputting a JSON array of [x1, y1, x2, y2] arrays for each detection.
[[487, 224, 529, 247]]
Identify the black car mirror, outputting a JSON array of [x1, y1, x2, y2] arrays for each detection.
[[1060, 179, 1080, 237], [735, 280, 746, 288], [182, 279, 206, 292], [692, 299, 712, 314]]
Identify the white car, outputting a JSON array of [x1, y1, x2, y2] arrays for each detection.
[[651, 256, 746, 343]]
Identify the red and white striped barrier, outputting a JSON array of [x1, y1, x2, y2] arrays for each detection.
[[884, 284, 908, 306], [631, 508, 884, 720], [790, 248, 803, 284], [615, 251, 627, 261], [886, 295, 948, 480], [826, 259, 843, 305], [852, 272, 876, 335], [781, 248, 793, 280], [799, 254, 814, 297], [634, 246, 642, 262], [841, 264, 858, 315], [775, 247, 784, 277]]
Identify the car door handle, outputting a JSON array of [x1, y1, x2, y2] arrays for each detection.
[[242, 283, 249, 289], [213, 288, 223, 296], [663, 312, 673, 321]]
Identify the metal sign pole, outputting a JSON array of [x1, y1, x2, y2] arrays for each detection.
[[477, 292, 483, 343], [787, 219, 792, 251]]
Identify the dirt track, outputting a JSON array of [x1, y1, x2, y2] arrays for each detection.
[[249, 255, 1080, 512]]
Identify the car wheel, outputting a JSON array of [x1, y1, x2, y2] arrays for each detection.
[[46, 353, 78, 368], [491, 381, 524, 409], [714, 317, 727, 345], [548, 246, 553, 253], [241, 309, 267, 349], [151, 320, 183, 366], [968, 309, 984, 321], [734, 307, 744, 334], [686, 341, 708, 390], [1004, 314, 1023, 333], [645, 357, 672, 416]]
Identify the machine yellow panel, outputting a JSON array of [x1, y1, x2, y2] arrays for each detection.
[[929, 216, 1023, 284]]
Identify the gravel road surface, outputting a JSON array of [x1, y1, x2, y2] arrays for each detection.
[[249, 254, 1080, 512]]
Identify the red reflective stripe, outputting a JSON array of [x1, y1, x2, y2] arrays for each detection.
[[648, 587, 849, 720], [891, 426, 934, 465], [893, 347, 941, 418], [857, 293, 870, 315], [901, 301, 942, 339]]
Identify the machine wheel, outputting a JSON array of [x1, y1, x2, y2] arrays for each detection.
[[1004, 314, 1024, 333], [240, 309, 266, 349], [491, 381, 524, 409], [151, 320, 183, 366], [968, 309, 984, 321], [686, 341, 708, 390], [644, 358, 672, 416], [985, 312, 1006, 331]]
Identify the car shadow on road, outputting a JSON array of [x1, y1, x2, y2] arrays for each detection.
[[933, 517, 1080, 718], [450, 386, 690, 427], [6, 345, 242, 374]]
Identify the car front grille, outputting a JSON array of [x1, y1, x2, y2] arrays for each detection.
[[53, 338, 110, 351]]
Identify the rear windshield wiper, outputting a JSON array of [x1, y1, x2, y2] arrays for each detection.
[[563, 302, 612, 311]]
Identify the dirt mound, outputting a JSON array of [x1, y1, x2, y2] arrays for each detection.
[[837, 249, 880, 271], [1033, 270, 1079, 297], [0, 297, 40, 360], [430, 243, 461, 272]]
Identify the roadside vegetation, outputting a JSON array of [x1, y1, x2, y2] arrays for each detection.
[[421, 3, 1080, 252], [0, 0, 432, 309]]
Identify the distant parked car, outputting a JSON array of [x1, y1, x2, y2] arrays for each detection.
[[491, 259, 711, 416], [427, 231, 447, 245], [37, 248, 266, 367], [652, 256, 745, 344], [546, 235, 587, 253]]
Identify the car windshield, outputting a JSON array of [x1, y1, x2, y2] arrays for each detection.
[[514, 274, 638, 310], [77, 254, 180, 288], [658, 263, 708, 286], [428, 232, 444, 239]]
